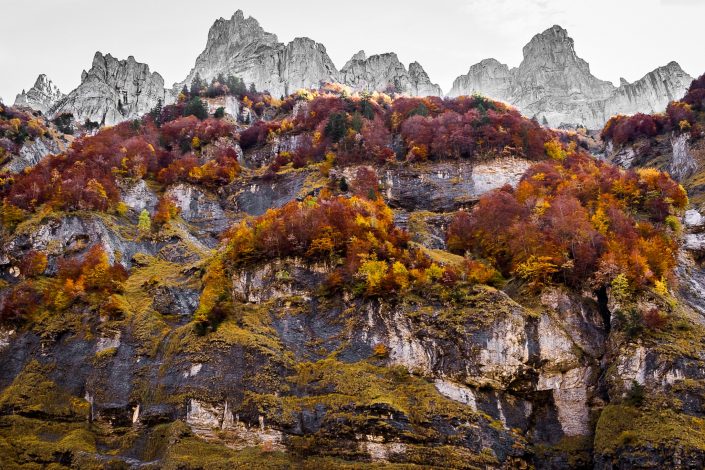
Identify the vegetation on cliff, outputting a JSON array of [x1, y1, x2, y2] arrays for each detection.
[[0, 83, 700, 469], [447, 151, 687, 293]]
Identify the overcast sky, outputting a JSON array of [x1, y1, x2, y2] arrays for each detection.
[[1, 0, 704, 103]]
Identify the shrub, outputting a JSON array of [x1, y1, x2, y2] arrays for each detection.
[[19, 250, 48, 278], [448, 152, 686, 294], [153, 196, 180, 226], [220, 195, 485, 298]]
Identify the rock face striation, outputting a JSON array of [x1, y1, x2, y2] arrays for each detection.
[[14, 74, 65, 114], [603, 61, 694, 118], [50, 52, 166, 126], [450, 25, 693, 128], [176, 10, 339, 98], [177, 11, 441, 98]]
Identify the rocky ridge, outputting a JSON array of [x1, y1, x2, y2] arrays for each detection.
[[449, 25, 693, 128], [14, 74, 65, 114], [17, 13, 692, 130]]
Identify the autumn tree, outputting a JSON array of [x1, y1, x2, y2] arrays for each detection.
[[138, 209, 151, 233], [19, 250, 48, 278]]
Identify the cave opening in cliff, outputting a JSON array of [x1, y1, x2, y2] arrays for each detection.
[[596, 286, 611, 333]]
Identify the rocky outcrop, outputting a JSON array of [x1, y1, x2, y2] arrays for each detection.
[[278, 37, 340, 95], [377, 157, 532, 212], [339, 51, 442, 96], [51, 52, 166, 126], [450, 25, 692, 128], [1, 136, 63, 174], [408, 62, 443, 96], [176, 11, 338, 98], [669, 133, 698, 181], [165, 183, 229, 235], [14, 74, 65, 114], [449, 59, 512, 101], [603, 140, 637, 169]]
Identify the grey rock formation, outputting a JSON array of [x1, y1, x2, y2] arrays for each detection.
[[176, 11, 338, 98], [14, 74, 65, 114], [51, 52, 165, 126], [279, 37, 340, 94], [450, 25, 693, 128], [604, 61, 694, 118], [408, 62, 442, 96], [669, 133, 698, 181], [514, 25, 615, 103], [449, 58, 512, 101], [377, 157, 531, 212], [178, 11, 441, 98], [2, 136, 62, 174], [340, 51, 442, 96]]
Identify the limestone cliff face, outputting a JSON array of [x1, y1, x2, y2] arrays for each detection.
[[450, 25, 692, 128], [1, 136, 63, 174], [176, 11, 338, 98], [340, 51, 442, 96], [279, 37, 340, 95], [604, 61, 694, 117], [14, 74, 65, 114], [4, 154, 705, 467], [51, 52, 165, 126], [339, 51, 442, 96], [449, 58, 512, 101], [512, 25, 615, 105], [408, 61, 443, 96]]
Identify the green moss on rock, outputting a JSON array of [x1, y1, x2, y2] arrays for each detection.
[[595, 404, 705, 456], [0, 361, 88, 419]]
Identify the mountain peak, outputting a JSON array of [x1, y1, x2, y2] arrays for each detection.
[[450, 24, 688, 128], [665, 60, 685, 71], [351, 50, 366, 62], [207, 9, 278, 46], [544, 24, 569, 37], [340, 51, 441, 96], [522, 24, 579, 66], [32, 74, 53, 91], [14, 74, 65, 114], [342, 50, 367, 71], [51, 51, 165, 125]]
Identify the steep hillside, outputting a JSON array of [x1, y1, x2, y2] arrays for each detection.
[[0, 88, 703, 469], [601, 73, 705, 204], [0, 103, 69, 174]]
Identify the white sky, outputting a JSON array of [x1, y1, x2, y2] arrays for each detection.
[[1, 0, 704, 102]]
